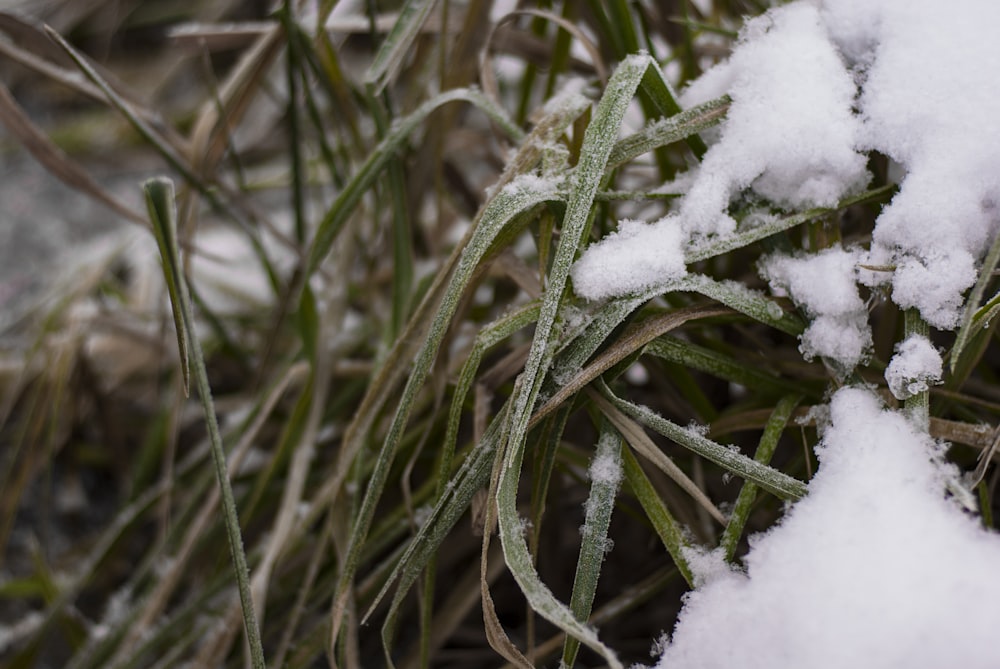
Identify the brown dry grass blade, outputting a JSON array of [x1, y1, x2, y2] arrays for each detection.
[[0, 12, 71, 65], [187, 24, 284, 175], [0, 14, 190, 154], [0, 80, 148, 227]]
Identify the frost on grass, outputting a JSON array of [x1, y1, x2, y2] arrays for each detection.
[[884, 334, 943, 401], [759, 247, 871, 370], [654, 388, 1000, 669]]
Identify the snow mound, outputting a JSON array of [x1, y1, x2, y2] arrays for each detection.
[[654, 387, 1000, 669]]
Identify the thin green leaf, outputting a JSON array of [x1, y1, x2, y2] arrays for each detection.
[[333, 89, 591, 651], [498, 54, 656, 669], [305, 87, 525, 277], [141, 178, 264, 669], [720, 394, 802, 561], [365, 0, 439, 93], [637, 58, 710, 159], [562, 419, 623, 668], [607, 94, 728, 169], [645, 335, 803, 398], [600, 382, 807, 501], [952, 228, 1000, 371], [685, 184, 896, 263], [620, 442, 695, 587], [144, 179, 190, 396]]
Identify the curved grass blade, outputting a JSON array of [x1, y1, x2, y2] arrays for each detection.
[[329, 180, 563, 652], [561, 419, 623, 668], [497, 53, 658, 669], [951, 228, 1000, 372], [685, 184, 896, 263], [331, 91, 591, 655], [371, 417, 504, 645], [645, 335, 803, 398], [441, 302, 541, 499], [591, 389, 725, 526], [142, 178, 264, 669], [636, 59, 712, 159], [536, 304, 732, 427], [144, 180, 190, 396], [606, 94, 729, 170]]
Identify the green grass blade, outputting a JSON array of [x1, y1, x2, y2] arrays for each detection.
[[365, 0, 438, 93], [331, 89, 590, 649], [144, 179, 190, 396], [305, 87, 525, 277], [638, 58, 710, 159], [497, 54, 656, 669], [601, 383, 807, 501], [607, 94, 729, 170], [142, 178, 264, 669], [442, 302, 541, 491], [619, 441, 695, 587], [331, 180, 561, 643], [951, 228, 1000, 371], [645, 335, 803, 398], [592, 389, 726, 526], [371, 418, 502, 638], [685, 184, 896, 263], [561, 419, 623, 668], [720, 394, 802, 561]]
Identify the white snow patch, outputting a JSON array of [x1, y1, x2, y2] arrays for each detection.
[[654, 387, 1000, 669], [759, 247, 871, 369], [823, 0, 1000, 328], [679, 2, 868, 236], [885, 334, 943, 401], [571, 217, 687, 300], [574, 0, 1000, 332]]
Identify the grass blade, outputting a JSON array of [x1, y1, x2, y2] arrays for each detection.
[[600, 382, 807, 501], [720, 394, 802, 561], [561, 418, 623, 668], [952, 228, 1000, 371], [305, 87, 525, 277], [142, 178, 264, 669], [619, 440, 695, 587], [144, 180, 190, 395], [497, 54, 657, 669], [365, 0, 439, 93]]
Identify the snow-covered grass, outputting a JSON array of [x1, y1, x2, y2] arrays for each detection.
[[1, 1, 999, 668]]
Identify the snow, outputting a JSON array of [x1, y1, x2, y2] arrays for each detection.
[[653, 388, 1000, 669], [570, 217, 686, 300], [561, 0, 1000, 665], [885, 335, 943, 401], [678, 2, 868, 236], [572, 0, 1000, 334], [758, 247, 871, 369], [833, 0, 1000, 328]]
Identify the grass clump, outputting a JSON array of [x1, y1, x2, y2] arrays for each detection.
[[0, 2, 997, 668]]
